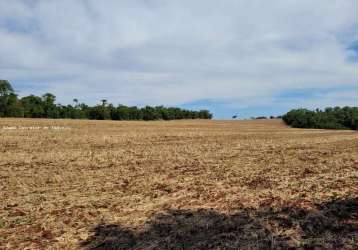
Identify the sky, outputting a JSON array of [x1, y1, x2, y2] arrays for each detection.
[[0, 0, 358, 119]]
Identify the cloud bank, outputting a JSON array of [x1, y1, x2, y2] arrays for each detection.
[[0, 0, 358, 118]]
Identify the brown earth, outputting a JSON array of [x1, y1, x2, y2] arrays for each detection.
[[0, 119, 357, 249]]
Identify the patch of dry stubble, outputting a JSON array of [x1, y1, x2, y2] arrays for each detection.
[[0, 119, 357, 249]]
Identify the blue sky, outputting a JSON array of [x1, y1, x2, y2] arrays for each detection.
[[0, 1, 358, 119]]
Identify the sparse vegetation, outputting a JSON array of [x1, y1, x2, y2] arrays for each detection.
[[0, 118, 357, 249]]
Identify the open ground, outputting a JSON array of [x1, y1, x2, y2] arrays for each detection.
[[0, 119, 357, 249]]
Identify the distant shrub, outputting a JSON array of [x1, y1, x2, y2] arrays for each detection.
[[282, 107, 358, 130]]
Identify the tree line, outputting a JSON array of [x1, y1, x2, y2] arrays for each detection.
[[282, 107, 358, 130], [0, 80, 212, 120]]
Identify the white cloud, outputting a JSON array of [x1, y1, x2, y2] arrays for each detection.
[[0, 0, 358, 115]]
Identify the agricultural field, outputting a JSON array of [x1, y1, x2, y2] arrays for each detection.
[[0, 118, 357, 249]]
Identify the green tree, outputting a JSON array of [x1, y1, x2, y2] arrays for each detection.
[[42, 93, 59, 118], [101, 99, 107, 107], [21, 95, 45, 118], [0, 93, 24, 117], [73, 98, 78, 106], [283, 107, 358, 130], [0, 80, 214, 121], [0, 80, 23, 117], [88, 105, 110, 120], [0, 80, 14, 96]]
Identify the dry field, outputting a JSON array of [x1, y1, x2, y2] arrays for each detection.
[[0, 118, 357, 249]]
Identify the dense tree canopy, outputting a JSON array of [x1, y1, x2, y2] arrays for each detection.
[[283, 107, 358, 130], [0, 80, 213, 120]]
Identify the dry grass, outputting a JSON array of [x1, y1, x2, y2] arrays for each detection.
[[0, 118, 357, 249]]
